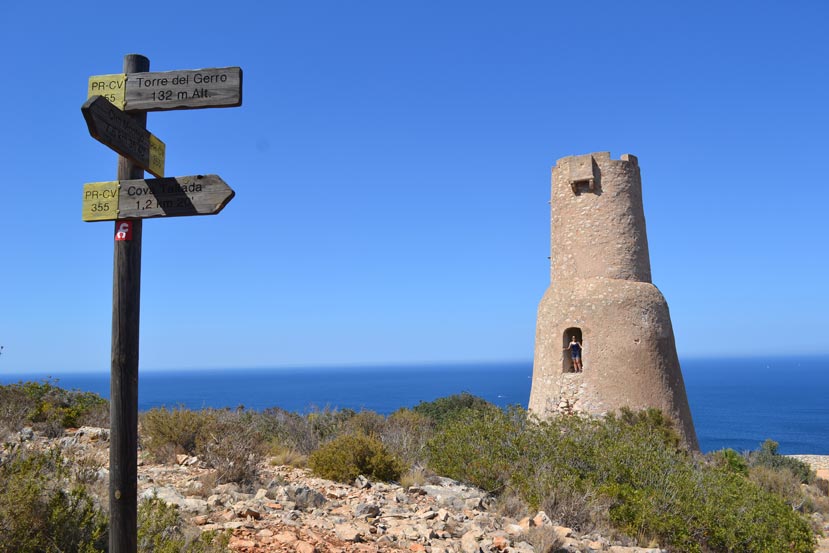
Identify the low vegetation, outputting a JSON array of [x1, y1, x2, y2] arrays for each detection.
[[0, 378, 108, 439], [137, 495, 230, 553], [2, 383, 827, 552], [308, 433, 406, 483], [0, 448, 107, 552]]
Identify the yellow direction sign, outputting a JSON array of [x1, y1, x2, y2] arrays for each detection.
[[88, 67, 242, 112], [83, 175, 235, 221], [82, 95, 165, 177], [88, 74, 126, 109]]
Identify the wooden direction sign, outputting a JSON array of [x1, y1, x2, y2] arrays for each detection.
[[82, 174, 234, 221], [82, 95, 165, 177], [88, 67, 242, 112]]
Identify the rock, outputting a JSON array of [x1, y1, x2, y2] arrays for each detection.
[[461, 530, 483, 553], [326, 487, 348, 499], [58, 436, 79, 448], [607, 545, 662, 553], [553, 525, 573, 540], [238, 507, 261, 520], [504, 523, 523, 536], [229, 537, 256, 548], [254, 488, 269, 500], [141, 486, 209, 514], [532, 511, 552, 527], [76, 426, 109, 441], [289, 486, 327, 511], [274, 531, 298, 544], [295, 540, 316, 553], [214, 482, 240, 496], [191, 515, 209, 525], [354, 503, 381, 518], [585, 540, 604, 552], [354, 475, 371, 489], [417, 509, 438, 520], [334, 522, 364, 542], [491, 533, 510, 550]]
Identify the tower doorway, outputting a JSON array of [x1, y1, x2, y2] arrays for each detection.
[[563, 327, 583, 373]]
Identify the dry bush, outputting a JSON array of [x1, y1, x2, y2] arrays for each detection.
[[541, 485, 611, 534], [258, 406, 353, 455], [344, 410, 387, 438], [267, 444, 308, 468], [749, 465, 804, 508], [524, 526, 564, 553], [382, 409, 434, 465], [196, 411, 264, 489], [814, 477, 829, 496], [140, 407, 215, 462], [493, 487, 529, 520], [399, 465, 428, 489]]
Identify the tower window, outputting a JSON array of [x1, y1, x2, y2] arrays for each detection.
[[563, 327, 583, 373], [570, 179, 594, 194]]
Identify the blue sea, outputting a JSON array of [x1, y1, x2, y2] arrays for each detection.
[[2, 356, 827, 455]]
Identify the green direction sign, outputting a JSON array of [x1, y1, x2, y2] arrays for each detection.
[[88, 67, 242, 112], [83, 175, 234, 221], [81, 95, 165, 177]]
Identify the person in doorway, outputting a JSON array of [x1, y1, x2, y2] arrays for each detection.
[[564, 336, 583, 372]]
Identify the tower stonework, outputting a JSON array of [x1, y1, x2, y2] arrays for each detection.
[[528, 152, 698, 448]]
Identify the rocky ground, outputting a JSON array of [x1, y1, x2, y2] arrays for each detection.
[[9, 426, 829, 553]]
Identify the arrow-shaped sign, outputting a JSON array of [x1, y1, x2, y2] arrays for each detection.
[[83, 174, 234, 221], [81, 95, 165, 177], [88, 66, 242, 112]]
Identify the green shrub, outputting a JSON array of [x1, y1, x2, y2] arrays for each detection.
[[138, 495, 230, 553], [0, 449, 107, 553], [0, 379, 109, 438], [708, 448, 749, 476], [425, 405, 817, 552], [412, 392, 498, 427], [426, 406, 520, 493], [309, 433, 406, 483]]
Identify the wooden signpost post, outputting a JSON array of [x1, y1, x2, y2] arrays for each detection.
[[82, 55, 241, 553]]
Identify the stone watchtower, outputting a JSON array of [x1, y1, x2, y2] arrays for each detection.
[[528, 152, 698, 448]]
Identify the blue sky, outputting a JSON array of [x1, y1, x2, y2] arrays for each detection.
[[0, 1, 827, 373]]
